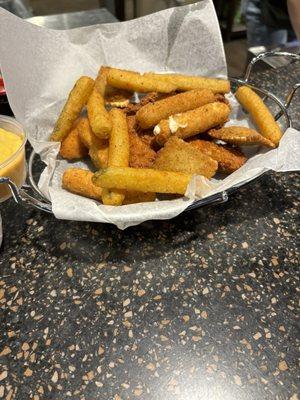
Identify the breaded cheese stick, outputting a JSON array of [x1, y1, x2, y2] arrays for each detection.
[[136, 88, 215, 129], [105, 67, 176, 93], [62, 168, 102, 200], [87, 69, 112, 139], [77, 117, 108, 169], [144, 72, 230, 94], [93, 167, 191, 195], [235, 86, 282, 146], [102, 109, 129, 206], [60, 127, 88, 160], [154, 102, 230, 146], [51, 76, 94, 142]]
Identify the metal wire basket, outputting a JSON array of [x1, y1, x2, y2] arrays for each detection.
[[1, 51, 299, 215]]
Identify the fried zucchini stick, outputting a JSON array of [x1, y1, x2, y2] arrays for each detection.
[[154, 102, 230, 146], [105, 67, 176, 93], [93, 167, 191, 195], [235, 86, 282, 146], [102, 109, 129, 206], [77, 118, 108, 169], [51, 76, 94, 142], [145, 72, 230, 94], [136, 89, 216, 129], [123, 191, 156, 204], [87, 68, 112, 139], [63, 168, 156, 204]]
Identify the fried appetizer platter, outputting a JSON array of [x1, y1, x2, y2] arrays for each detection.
[[50, 67, 283, 206]]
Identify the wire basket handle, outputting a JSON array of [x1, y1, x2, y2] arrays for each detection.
[[244, 51, 300, 82], [0, 176, 52, 213]]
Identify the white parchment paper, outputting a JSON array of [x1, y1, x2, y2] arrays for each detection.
[[0, 1, 299, 229]]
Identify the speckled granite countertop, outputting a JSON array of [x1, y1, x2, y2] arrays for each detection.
[[0, 63, 299, 400]]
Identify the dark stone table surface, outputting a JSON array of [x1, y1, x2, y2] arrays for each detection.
[[0, 63, 299, 400]]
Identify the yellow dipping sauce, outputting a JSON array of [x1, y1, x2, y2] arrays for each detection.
[[0, 128, 22, 163], [0, 127, 26, 202]]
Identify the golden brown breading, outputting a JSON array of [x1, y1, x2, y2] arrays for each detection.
[[93, 166, 191, 195], [62, 169, 156, 204], [105, 85, 133, 108], [50, 76, 94, 142], [89, 147, 108, 170], [214, 93, 231, 108], [62, 168, 102, 200], [190, 140, 247, 174], [123, 191, 156, 204], [235, 86, 282, 146], [154, 102, 231, 146], [60, 127, 88, 160], [105, 67, 177, 93], [144, 72, 230, 93], [101, 108, 130, 206], [87, 89, 112, 139], [124, 92, 171, 115], [153, 137, 218, 178], [127, 116, 157, 168], [136, 88, 216, 129], [77, 117, 109, 169], [208, 126, 276, 148]]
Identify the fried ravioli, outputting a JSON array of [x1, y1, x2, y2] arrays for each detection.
[[105, 85, 133, 108], [190, 140, 246, 174], [208, 126, 276, 148], [153, 136, 218, 178], [127, 116, 157, 168]]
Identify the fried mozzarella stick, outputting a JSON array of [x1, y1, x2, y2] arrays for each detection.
[[62, 168, 102, 200], [51, 76, 94, 142], [60, 126, 88, 160], [102, 109, 130, 206], [87, 69, 112, 139], [93, 167, 191, 195], [154, 102, 230, 146], [77, 118, 108, 169], [145, 72, 230, 94], [235, 86, 282, 146], [136, 89, 216, 129], [105, 67, 177, 93]]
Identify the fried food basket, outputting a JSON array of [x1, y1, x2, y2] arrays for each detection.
[[1, 51, 299, 215]]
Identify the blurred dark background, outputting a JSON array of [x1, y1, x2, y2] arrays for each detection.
[[1, 0, 300, 77]]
